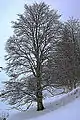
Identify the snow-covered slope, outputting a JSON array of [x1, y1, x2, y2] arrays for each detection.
[[29, 97, 80, 120], [7, 87, 80, 120]]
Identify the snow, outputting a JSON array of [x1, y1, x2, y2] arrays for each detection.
[[29, 97, 80, 120], [7, 87, 80, 120]]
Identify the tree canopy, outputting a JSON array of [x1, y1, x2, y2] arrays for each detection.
[[1, 2, 61, 111]]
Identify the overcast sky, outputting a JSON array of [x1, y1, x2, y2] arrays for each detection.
[[0, 0, 80, 83]]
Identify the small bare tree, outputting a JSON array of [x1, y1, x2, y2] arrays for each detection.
[[53, 18, 80, 90]]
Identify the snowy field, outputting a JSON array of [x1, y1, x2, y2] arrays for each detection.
[[28, 97, 80, 120], [6, 87, 80, 120]]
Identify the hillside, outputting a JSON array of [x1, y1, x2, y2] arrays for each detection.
[[7, 87, 80, 120]]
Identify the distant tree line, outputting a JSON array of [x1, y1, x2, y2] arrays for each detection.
[[1, 2, 80, 111]]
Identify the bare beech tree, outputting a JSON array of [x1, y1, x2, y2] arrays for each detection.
[[1, 2, 61, 111]]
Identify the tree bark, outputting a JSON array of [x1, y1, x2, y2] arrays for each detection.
[[36, 90, 44, 111], [36, 73, 44, 111]]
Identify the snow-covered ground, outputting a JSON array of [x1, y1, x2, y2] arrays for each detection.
[[29, 97, 80, 120], [7, 87, 80, 120]]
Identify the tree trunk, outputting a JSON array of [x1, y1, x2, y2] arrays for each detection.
[[36, 75, 44, 111], [36, 46, 44, 110], [36, 90, 44, 111]]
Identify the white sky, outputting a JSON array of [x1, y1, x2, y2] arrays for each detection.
[[0, 0, 80, 83]]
